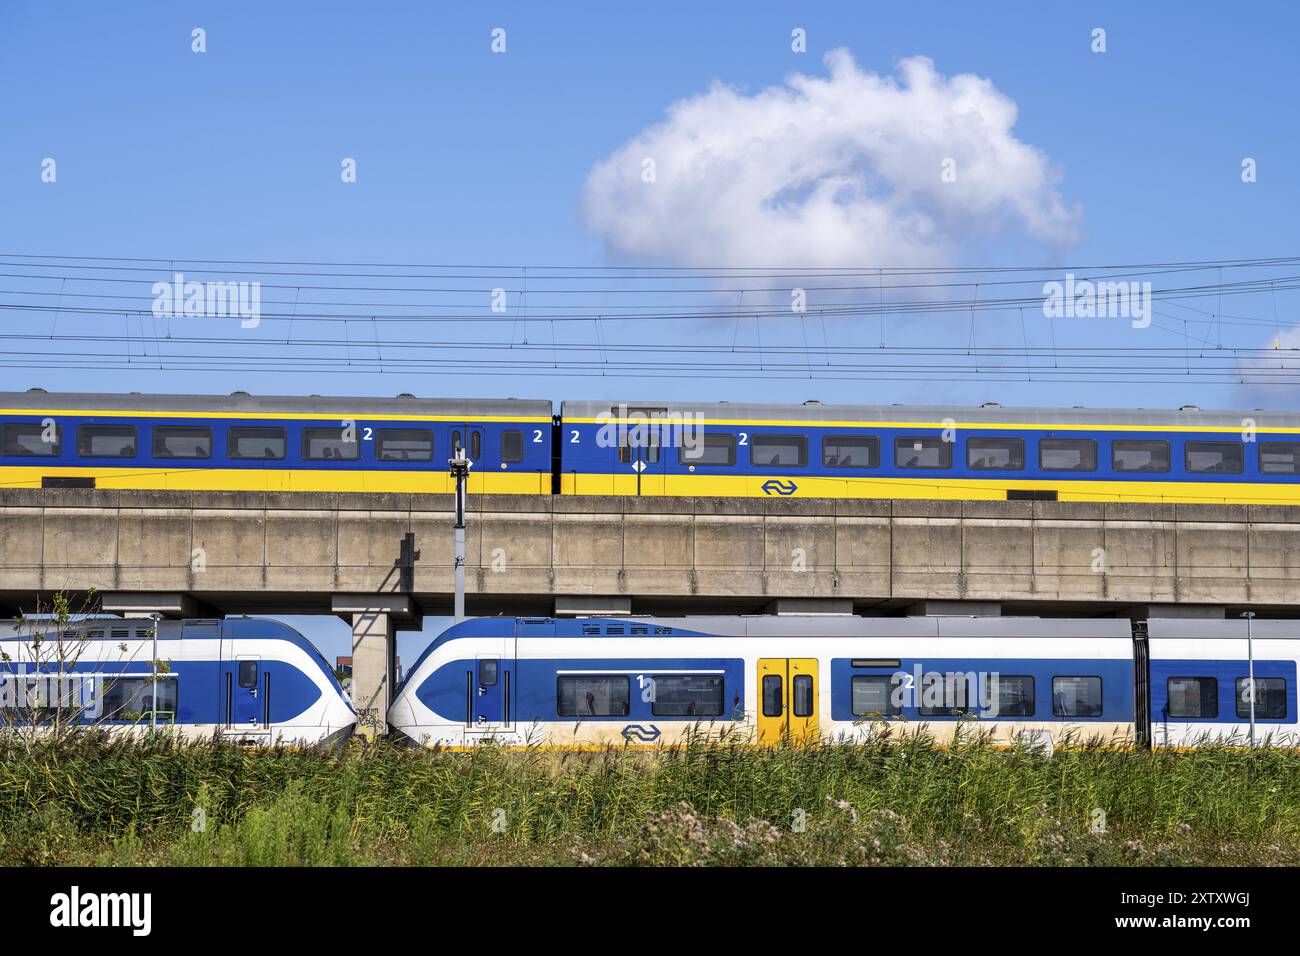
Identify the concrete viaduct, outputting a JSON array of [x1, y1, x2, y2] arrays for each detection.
[[3, 488, 1299, 730]]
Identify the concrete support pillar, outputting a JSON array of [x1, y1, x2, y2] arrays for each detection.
[[331, 593, 417, 738], [349, 609, 395, 736]]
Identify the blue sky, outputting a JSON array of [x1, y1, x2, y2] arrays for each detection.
[[3, 1, 1299, 659]]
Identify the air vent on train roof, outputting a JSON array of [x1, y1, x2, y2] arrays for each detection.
[[27, 387, 46, 393], [396, 393, 415, 398], [803, 399, 821, 405], [1180, 405, 1200, 411], [981, 402, 1001, 408], [230, 390, 250, 397]]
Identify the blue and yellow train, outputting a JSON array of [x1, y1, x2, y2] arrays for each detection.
[[3, 390, 1300, 504]]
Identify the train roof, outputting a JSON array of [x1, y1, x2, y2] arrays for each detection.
[[561, 399, 1300, 429], [0, 391, 553, 419], [1146, 619, 1300, 639], [460, 615, 1137, 639]]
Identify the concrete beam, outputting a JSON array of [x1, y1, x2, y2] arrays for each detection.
[[330, 593, 417, 621], [554, 595, 632, 617], [100, 592, 199, 618], [763, 598, 855, 616], [906, 600, 1002, 617], [1127, 604, 1226, 620], [4, 490, 1300, 619]]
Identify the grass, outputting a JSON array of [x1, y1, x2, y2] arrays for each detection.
[[1, 729, 1298, 866]]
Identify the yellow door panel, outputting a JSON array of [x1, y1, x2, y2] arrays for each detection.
[[788, 658, 818, 743], [757, 658, 786, 745], [756, 658, 819, 745]]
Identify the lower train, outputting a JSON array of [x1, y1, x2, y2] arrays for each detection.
[[0, 616, 356, 746], [387, 615, 1299, 750], [5, 612, 1294, 751]]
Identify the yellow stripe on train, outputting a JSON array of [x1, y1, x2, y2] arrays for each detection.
[[0, 408, 552, 423], [8, 466, 1300, 504], [564, 415, 1300, 434], [561, 472, 1300, 505], [0, 466, 550, 494]]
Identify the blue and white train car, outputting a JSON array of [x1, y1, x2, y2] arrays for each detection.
[[0, 616, 355, 746], [1148, 618, 1299, 748], [387, 616, 1139, 749]]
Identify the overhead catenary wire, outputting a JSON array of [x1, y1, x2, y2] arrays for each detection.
[[0, 252, 1296, 387]]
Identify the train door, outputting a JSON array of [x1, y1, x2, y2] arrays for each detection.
[[617, 407, 666, 496], [466, 636, 516, 735], [633, 424, 663, 495], [756, 658, 819, 744], [449, 424, 484, 492], [217, 622, 271, 742]]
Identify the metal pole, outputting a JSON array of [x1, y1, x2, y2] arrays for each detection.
[[1243, 611, 1256, 748], [150, 611, 160, 734], [449, 443, 469, 622]]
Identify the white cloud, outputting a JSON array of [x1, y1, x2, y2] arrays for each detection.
[[582, 50, 1081, 267]]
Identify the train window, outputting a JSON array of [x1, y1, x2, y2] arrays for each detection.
[[990, 675, 1035, 717], [227, 426, 286, 461], [1185, 441, 1245, 474], [761, 675, 783, 717], [238, 661, 259, 689], [967, 437, 1024, 471], [1235, 677, 1287, 720], [478, 660, 498, 687], [1039, 439, 1096, 472], [302, 427, 359, 461], [851, 675, 899, 716], [792, 674, 814, 717], [918, 672, 974, 716], [618, 423, 661, 464], [501, 430, 525, 463], [1167, 677, 1218, 719], [2, 423, 60, 457], [153, 426, 211, 459], [377, 429, 433, 462], [822, 435, 879, 468], [680, 432, 736, 466], [650, 675, 724, 717], [449, 429, 482, 460], [1052, 676, 1103, 717], [1112, 440, 1170, 473], [895, 437, 952, 469], [77, 425, 137, 459], [556, 676, 630, 718], [1259, 442, 1300, 475], [99, 676, 179, 722], [750, 435, 807, 468]]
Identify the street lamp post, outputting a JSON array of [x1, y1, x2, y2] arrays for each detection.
[[150, 611, 161, 734], [1243, 611, 1256, 748]]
